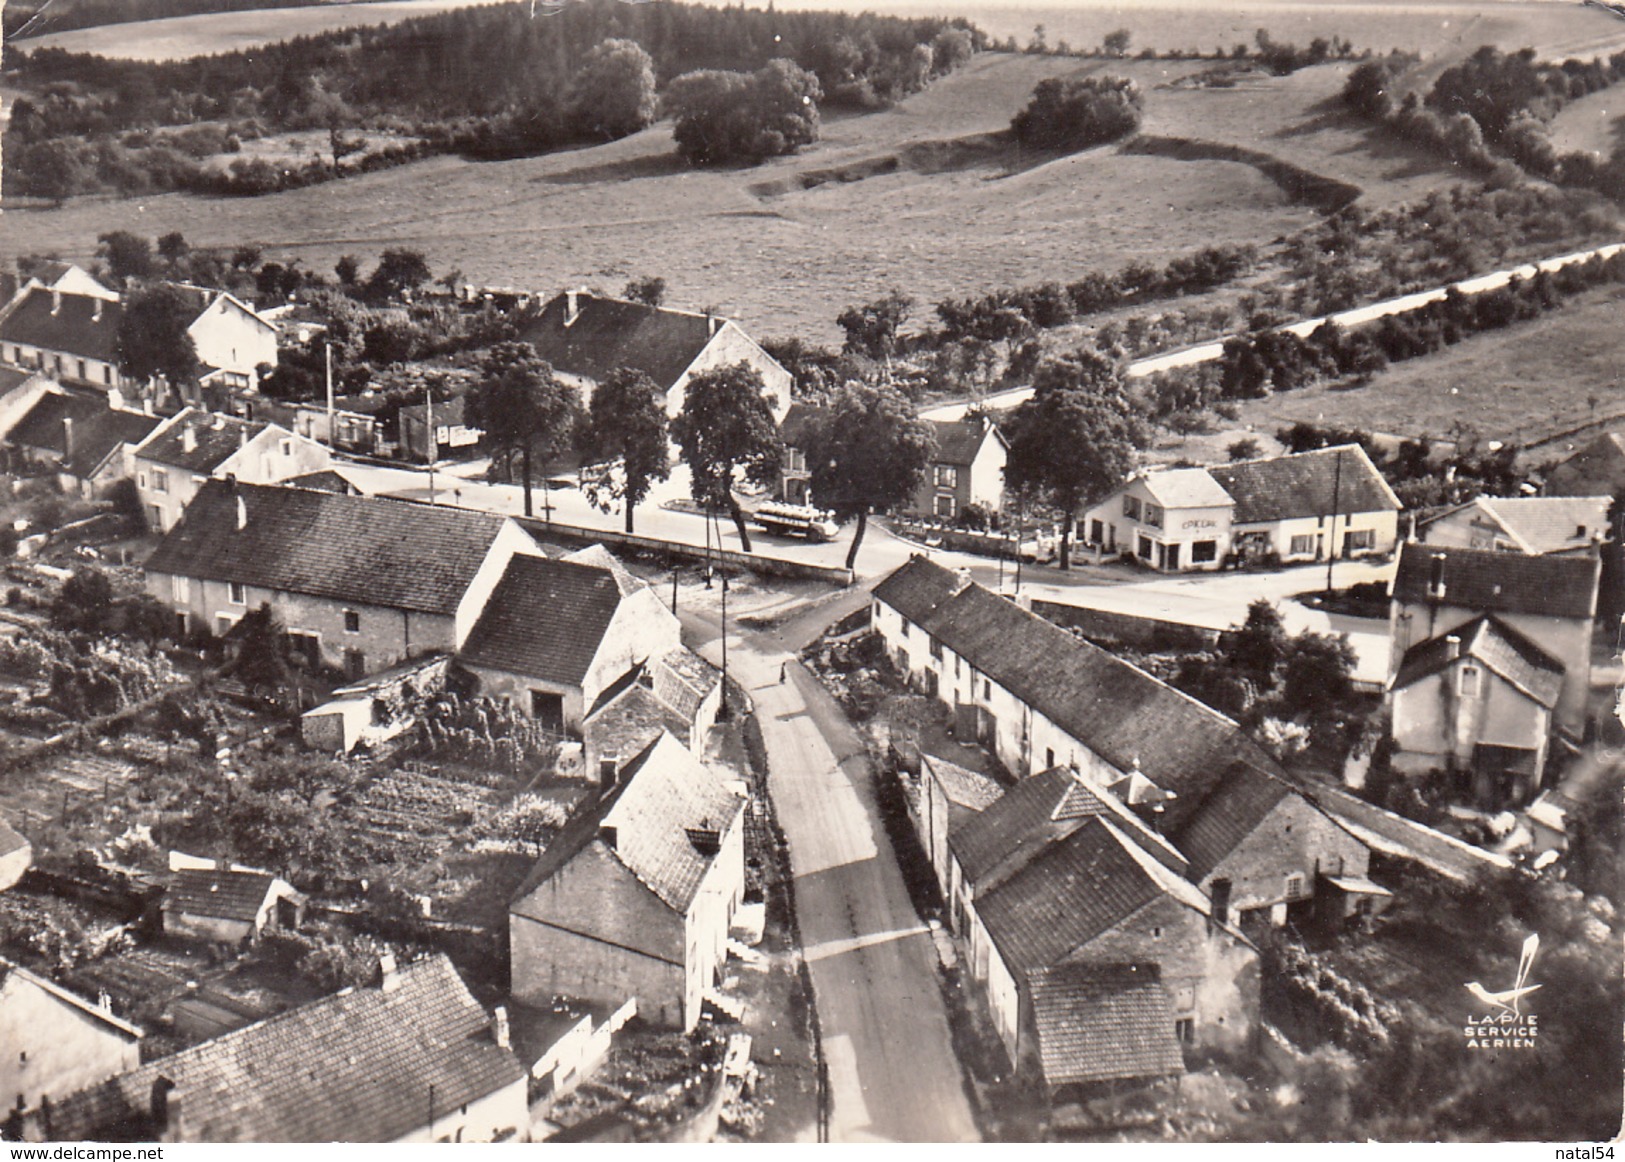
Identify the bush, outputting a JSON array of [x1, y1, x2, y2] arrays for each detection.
[[1011, 75, 1143, 150], [668, 60, 823, 165]]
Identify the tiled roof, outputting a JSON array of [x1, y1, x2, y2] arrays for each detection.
[[585, 672, 695, 758], [563, 544, 643, 596], [1449, 495, 1613, 555], [164, 868, 281, 924], [66, 410, 161, 477], [973, 819, 1171, 975], [398, 394, 468, 430], [1391, 614, 1565, 709], [1392, 541, 1600, 620], [514, 292, 717, 390], [143, 480, 512, 616], [1209, 444, 1400, 524], [653, 647, 721, 722], [134, 408, 274, 473], [0, 816, 29, 858], [1167, 763, 1295, 880], [0, 367, 40, 397], [0, 288, 123, 362], [459, 555, 623, 686], [1028, 963, 1184, 1087], [921, 754, 1004, 814], [43, 955, 523, 1143], [929, 419, 1002, 467], [7, 390, 106, 451], [871, 555, 969, 626], [908, 578, 1282, 827], [513, 732, 741, 915], [11, 393, 161, 477], [283, 469, 359, 494], [1138, 466, 1232, 509], [1546, 431, 1625, 496]]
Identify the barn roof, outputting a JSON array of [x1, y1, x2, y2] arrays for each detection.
[[1208, 444, 1400, 524], [1392, 542, 1600, 620]]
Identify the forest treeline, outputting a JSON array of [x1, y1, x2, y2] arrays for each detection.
[[2, 0, 361, 40], [4, 0, 981, 198]]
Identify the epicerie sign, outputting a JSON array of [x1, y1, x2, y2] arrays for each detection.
[[1464, 932, 1541, 1051], [1181, 519, 1218, 530]]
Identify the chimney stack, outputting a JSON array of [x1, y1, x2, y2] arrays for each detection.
[[1428, 553, 1446, 599], [492, 1005, 511, 1050], [599, 824, 617, 850], [1445, 634, 1461, 661], [92, 298, 102, 323], [61, 417, 74, 460], [236, 494, 248, 532], [50, 290, 61, 316], [377, 953, 400, 993], [181, 424, 197, 454], [565, 289, 580, 326]]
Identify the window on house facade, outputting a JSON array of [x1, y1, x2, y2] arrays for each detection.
[[983, 678, 992, 699], [152, 469, 168, 494], [934, 493, 956, 519], [1285, 873, 1306, 900], [1192, 540, 1217, 563], [1345, 529, 1375, 552], [1045, 747, 1055, 769], [171, 576, 189, 603], [344, 610, 360, 634], [77, 360, 87, 380], [1123, 495, 1141, 520], [1144, 504, 1164, 529], [228, 581, 246, 605], [103, 366, 113, 385], [138, 472, 147, 490], [1459, 664, 1482, 698], [1138, 535, 1154, 561], [1174, 1018, 1194, 1044], [1090, 519, 1104, 544], [934, 465, 959, 489], [1289, 534, 1316, 556], [280, 439, 293, 457], [929, 636, 943, 660]]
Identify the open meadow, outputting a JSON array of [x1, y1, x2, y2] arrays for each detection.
[[0, 52, 1490, 343], [1229, 282, 1625, 454]]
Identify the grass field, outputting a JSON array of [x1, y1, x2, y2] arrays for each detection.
[[0, 52, 1489, 342], [1229, 282, 1625, 453], [1548, 82, 1625, 155]]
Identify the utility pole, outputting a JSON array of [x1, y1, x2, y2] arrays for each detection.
[[426, 380, 437, 506], [324, 342, 334, 449], [1326, 446, 1343, 594], [671, 568, 678, 615]]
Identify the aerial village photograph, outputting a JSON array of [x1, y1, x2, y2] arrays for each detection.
[[0, 0, 1621, 1147]]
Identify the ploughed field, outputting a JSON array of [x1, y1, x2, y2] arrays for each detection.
[[2, 51, 1494, 343]]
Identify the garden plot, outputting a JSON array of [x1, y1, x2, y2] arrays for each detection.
[[342, 761, 506, 855]]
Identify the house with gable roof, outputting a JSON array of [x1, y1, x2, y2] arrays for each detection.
[[143, 480, 544, 675], [5, 390, 161, 498], [0, 287, 128, 392], [1, 956, 143, 1129], [132, 407, 331, 532], [161, 867, 305, 945], [1386, 542, 1601, 807], [908, 416, 1010, 521], [10, 262, 120, 305], [161, 282, 280, 394], [1418, 494, 1613, 557], [508, 732, 746, 1031], [514, 289, 794, 422], [1081, 444, 1401, 571], [29, 954, 527, 1143]]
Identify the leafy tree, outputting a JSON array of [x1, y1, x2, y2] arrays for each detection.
[[622, 276, 667, 307], [804, 381, 937, 569], [364, 248, 432, 304], [1003, 352, 1146, 568], [1011, 75, 1143, 150], [1225, 598, 1288, 692], [836, 289, 913, 362], [227, 603, 295, 689], [116, 284, 201, 390], [931, 28, 974, 74], [51, 568, 116, 635], [670, 362, 782, 552], [156, 230, 190, 274], [1103, 28, 1132, 57], [668, 60, 822, 165], [96, 230, 155, 286], [17, 140, 87, 205], [464, 342, 580, 518], [334, 254, 361, 287], [569, 38, 659, 141], [586, 367, 670, 533], [1279, 629, 1357, 716], [1228, 435, 1262, 461]]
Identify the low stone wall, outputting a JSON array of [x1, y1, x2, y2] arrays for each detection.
[[515, 518, 855, 586], [1031, 599, 1220, 652]]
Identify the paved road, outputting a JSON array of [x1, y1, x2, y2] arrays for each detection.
[[920, 239, 1625, 421], [683, 608, 979, 1143]]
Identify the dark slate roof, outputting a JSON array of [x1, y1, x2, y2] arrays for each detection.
[[283, 469, 359, 494], [871, 555, 969, 626], [513, 732, 742, 915], [0, 367, 38, 397], [585, 673, 695, 757], [0, 288, 123, 362], [1392, 541, 1601, 620], [1546, 431, 1625, 496], [779, 402, 823, 448], [1028, 963, 1184, 1087], [1208, 444, 1400, 524], [1167, 762, 1295, 881], [929, 418, 1002, 466], [165, 868, 280, 924], [7, 390, 106, 450], [949, 766, 1185, 889], [43, 955, 524, 1143], [458, 555, 623, 686], [974, 819, 1173, 976], [11, 393, 162, 477], [912, 579, 1283, 827], [1391, 614, 1566, 709], [0, 816, 29, 858], [65, 410, 161, 477], [135, 408, 273, 473], [514, 292, 717, 390], [143, 480, 511, 616]]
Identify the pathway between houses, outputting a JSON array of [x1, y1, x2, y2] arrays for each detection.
[[689, 616, 979, 1143]]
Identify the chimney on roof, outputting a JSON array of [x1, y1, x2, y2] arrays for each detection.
[[239, 424, 248, 449], [708, 314, 721, 337], [1445, 634, 1461, 660], [599, 824, 617, 850], [1428, 553, 1446, 600], [181, 424, 197, 454], [50, 290, 61, 316], [377, 953, 400, 993], [492, 1005, 511, 1050], [598, 755, 621, 788], [236, 494, 248, 532], [565, 289, 580, 326], [150, 1077, 179, 1139], [61, 417, 74, 460], [91, 298, 103, 323]]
